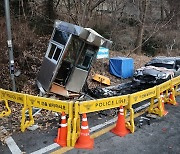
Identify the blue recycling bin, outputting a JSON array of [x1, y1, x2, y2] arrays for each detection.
[[109, 57, 134, 78]]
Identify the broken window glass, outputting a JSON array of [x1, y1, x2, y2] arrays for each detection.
[[77, 46, 97, 70], [53, 30, 70, 45], [63, 36, 83, 64]]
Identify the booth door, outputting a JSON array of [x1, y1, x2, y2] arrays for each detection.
[[37, 43, 64, 91], [66, 45, 97, 93]]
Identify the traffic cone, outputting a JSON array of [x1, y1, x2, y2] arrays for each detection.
[[54, 112, 67, 147], [111, 106, 129, 137], [160, 93, 168, 116], [168, 91, 178, 106], [75, 113, 94, 149]]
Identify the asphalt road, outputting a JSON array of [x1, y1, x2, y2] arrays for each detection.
[[0, 96, 180, 154]]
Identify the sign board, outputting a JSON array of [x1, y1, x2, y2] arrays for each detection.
[[96, 47, 109, 59], [172, 76, 180, 86], [130, 87, 156, 105], [159, 80, 171, 92], [79, 95, 129, 114], [0, 89, 25, 104], [26, 95, 69, 113]]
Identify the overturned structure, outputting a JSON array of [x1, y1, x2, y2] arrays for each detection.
[[37, 20, 112, 97]]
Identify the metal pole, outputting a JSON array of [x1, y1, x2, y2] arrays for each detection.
[[4, 0, 16, 91]]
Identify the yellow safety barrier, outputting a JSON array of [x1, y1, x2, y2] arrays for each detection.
[[79, 95, 129, 114], [67, 102, 73, 147], [21, 95, 34, 132], [1, 75, 180, 148], [159, 80, 172, 103], [26, 95, 69, 113], [148, 86, 166, 117], [71, 95, 129, 146], [126, 87, 156, 132], [129, 87, 156, 105], [0, 89, 72, 133], [172, 76, 180, 96], [0, 99, 11, 118], [159, 80, 171, 93], [0, 89, 25, 104], [71, 102, 80, 147]]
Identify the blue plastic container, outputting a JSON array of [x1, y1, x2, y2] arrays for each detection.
[[109, 57, 134, 78]]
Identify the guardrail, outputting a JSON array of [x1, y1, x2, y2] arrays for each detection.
[[0, 76, 180, 147]]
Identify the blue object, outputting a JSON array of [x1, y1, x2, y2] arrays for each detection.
[[97, 47, 109, 59], [109, 57, 134, 78]]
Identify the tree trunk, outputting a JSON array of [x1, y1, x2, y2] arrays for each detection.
[[134, 0, 148, 54], [160, 0, 165, 21]]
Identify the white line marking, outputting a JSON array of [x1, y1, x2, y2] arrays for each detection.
[[0, 126, 22, 154], [90, 117, 117, 133], [30, 143, 59, 154], [5, 137, 22, 154]]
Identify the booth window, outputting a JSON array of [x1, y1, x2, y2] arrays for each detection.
[[63, 37, 83, 63], [47, 43, 63, 63], [48, 44, 56, 59], [53, 30, 70, 45], [53, 48, 62, 61], [77, 48, 96, 70]]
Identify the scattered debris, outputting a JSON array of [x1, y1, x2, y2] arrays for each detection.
[[27, 124, 39, 131], [146, 114, 160, 119]]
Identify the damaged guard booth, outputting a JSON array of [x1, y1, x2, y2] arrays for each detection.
[[37, 20, 112, 97]]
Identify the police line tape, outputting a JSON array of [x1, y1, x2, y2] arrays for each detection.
[[0, 76, 180, 147]]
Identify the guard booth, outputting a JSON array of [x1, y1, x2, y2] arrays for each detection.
[[37, 20, 112, 97]]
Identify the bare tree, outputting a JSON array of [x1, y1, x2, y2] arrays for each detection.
[[134, 0, 148, 54], [166, 0, 180, 29], [55, 0, 106, 26]]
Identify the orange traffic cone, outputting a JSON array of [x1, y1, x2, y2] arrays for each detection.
[[54, 112, 67, 147], [111, 106, 129, 137], [168, 91, 178, 106], [160, 93, 168, 116], [75, 113, 94, 149]]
